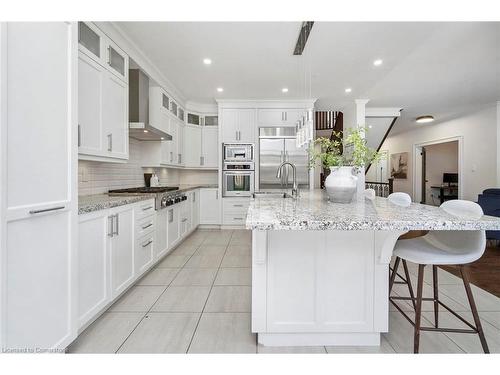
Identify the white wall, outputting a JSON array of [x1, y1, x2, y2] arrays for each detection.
[[376, 104, 497, 201], [424, 141, 458, 205]]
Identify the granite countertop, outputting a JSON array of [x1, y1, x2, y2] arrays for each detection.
[[79, 184, 219, 215], [246, 189, 500, 231]]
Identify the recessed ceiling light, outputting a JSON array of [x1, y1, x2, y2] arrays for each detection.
[[416, 115, 435, 124], [345, 88, 352, 93], [282, 88, 289, 93], [143, 130, 149, 133], [203, 58, 212, 65], [373, 59, 383, 66], [217, 87, 224, 92], [368, 125, 373, 129], [160, 137, 165, 140]]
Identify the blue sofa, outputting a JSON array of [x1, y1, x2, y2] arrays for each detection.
[[477, 188, 500, 241]]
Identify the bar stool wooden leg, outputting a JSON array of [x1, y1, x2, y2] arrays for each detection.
[[414, 264, 425, 354], [402, 260, 416, 310], [432, 265, 439, 328], [459, 265, 490, 354], [389, 257, 401, 293]]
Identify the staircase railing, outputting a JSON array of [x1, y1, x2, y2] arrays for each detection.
[[365, 178, 394, 197]]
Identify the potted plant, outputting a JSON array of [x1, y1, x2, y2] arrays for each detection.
[[309, 127, 382, 203]]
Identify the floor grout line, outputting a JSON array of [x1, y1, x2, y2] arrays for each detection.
[[185, 229, 235, 353], [114, 230, 206, 353]]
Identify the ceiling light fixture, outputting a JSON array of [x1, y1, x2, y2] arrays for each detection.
[[282, 88, 289, 93], [143, 130, 149, 133], [345, 88, 352, 93], [203, 58, 212, 65], [416, 115, 435, 124], [217, 87, 224, 92], [160, 137, 165, 140], [373, 59, 383, 66], [368, 125, 373, 129]]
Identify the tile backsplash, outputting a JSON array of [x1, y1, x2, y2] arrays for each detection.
[[79, 138, 217, 196]]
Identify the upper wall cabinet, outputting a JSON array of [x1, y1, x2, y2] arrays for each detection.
[[78, 22, 128, 83], [78, 22, 129, 162], [221, 109, 255, 143], [257, 109, 304, 127]]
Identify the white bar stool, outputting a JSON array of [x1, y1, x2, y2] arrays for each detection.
[[389, 200, 489, 353]]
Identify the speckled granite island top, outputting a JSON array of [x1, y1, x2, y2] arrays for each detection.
[[246, 189, 500, 231]]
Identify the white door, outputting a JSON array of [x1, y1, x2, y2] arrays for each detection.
[[102, 70, 128, 160], [78, 212, 109, 329], [167, 206, 180, 248], [184, 125, 201, 167], [78, 52, 103, 156], [169, 121, 178, 165], [237, 109, 255, 143], [202, 127, 218, 168], [199, 189, 221, 224], [179, 201, 189, 237], [221, 109, 239, 143], [110, 206, 135, 297], [1, 22, 77, 350], [155, 209, 169, 259]]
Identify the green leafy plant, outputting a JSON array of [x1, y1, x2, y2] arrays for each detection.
[[309, 127, 382, 170]]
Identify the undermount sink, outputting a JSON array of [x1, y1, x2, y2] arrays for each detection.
[[252, 191, 294, 199]]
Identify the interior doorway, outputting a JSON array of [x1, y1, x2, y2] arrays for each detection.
[[413, 137, 462, 206]]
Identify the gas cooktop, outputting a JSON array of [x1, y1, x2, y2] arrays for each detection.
[[108, 186, 179, 194]]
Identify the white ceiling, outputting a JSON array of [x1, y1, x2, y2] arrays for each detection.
[[116, 21, 500, 134]]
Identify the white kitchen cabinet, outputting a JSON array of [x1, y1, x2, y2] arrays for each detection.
[[257, 109, 305, 126], [167, 206, 180, 248], [223, 197, 250, 226], [109, 205, 135, 298], [135, 234, 155, 276], [102, 71, 129, 159], [78, 52, 103, 155], [177, 122, 185, 166], [191, 190, 200, 228], [199, 188, 221, 224], [201, 126, 219, 168], [179, 200, 191, 237], [184, 125, 202, 167], [78, 22, 129, 163], [78, 211, 109, 329], [221, 109, 255, 143], [1, 22, 77, 350], [155, 209, 169, 259]]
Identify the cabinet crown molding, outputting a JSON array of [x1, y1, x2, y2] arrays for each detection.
[[216, 99, 317, 109]]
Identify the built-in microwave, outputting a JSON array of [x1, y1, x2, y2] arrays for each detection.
[[223, 143, 254, 162]]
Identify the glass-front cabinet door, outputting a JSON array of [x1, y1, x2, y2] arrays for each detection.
[[204, 115, 218, 126], [78, 22, 102, 61], [187, 113, 200, 126], [106, 40, 128, 82]]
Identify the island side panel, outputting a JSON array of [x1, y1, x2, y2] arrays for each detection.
[[251, 230, 268, 332]]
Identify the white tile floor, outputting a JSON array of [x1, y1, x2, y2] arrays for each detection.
[[68, 229, 500, 354]]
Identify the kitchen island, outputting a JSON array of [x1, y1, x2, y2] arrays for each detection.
[[246, 190, 500, 347]]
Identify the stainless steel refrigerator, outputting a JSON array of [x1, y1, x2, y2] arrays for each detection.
[[259, 127, 309, 190]]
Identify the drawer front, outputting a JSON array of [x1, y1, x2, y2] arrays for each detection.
[[135, 199, 156, 220], [135, 214, 156, 238], [223, 212, 247, 225], [135, 234, 154, 275], [223, 198, 250, 213]]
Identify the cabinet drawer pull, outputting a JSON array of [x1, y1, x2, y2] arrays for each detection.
[[233, 204, 244, 207], [142, 206, 153, 211], [233, 217, 243, 220], [181, 218, 187, 222], [107, 133, 112, 152], [29, 206, 65, 214], [142, 223, 153, 230], [142, 240, 153, 248]]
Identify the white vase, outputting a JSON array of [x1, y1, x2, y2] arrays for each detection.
[[325, 166, 358, 203]]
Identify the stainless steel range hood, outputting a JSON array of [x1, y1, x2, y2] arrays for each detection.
[[129, 69, 172, 141]]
